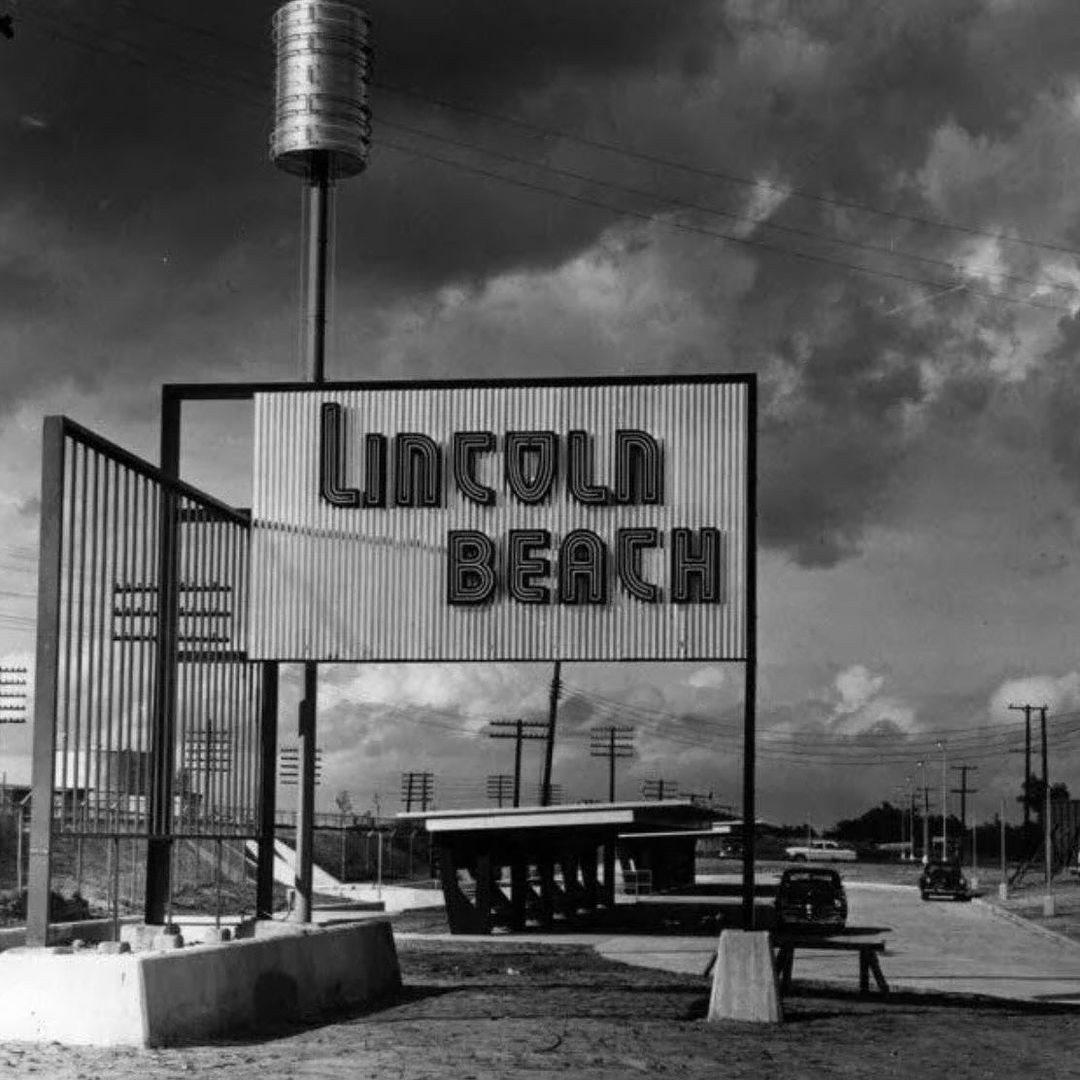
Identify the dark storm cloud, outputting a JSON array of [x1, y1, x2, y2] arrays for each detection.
[[365, 0, 722, 100], [1037, 313, 1080, 499], [2, 0, 721, 281], [4, 0, 1080, 571], [0, 255, 60, 318]]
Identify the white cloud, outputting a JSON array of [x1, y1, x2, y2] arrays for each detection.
[[832, 665, 886, 716], [988, 671, 1080, 721]]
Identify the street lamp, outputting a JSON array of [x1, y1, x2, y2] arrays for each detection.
[[937, 740, 948, 860], [917, 759, 929, 864]]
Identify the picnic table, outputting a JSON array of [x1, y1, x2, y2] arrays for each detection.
[[704, 930, 890, 995], [773, 934, 889, 994]]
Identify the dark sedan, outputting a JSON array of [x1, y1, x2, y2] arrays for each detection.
[[919, 860, 971, 901], [775, 867, 848, 932]]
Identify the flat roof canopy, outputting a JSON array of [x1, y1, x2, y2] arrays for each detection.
[[397, 799, 712, 836]]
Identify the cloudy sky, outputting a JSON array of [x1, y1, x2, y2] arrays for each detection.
[[4, 0, 1080, 828]]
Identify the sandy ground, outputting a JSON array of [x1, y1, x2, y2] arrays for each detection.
[[2, 863, 1079, 1078], [1, 939, 1078, 1080]]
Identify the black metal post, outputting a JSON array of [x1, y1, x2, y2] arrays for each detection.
[[27, 418, 65, 946], [256, 661, 279, 918], [608, 728, 616, 802], [145, 392, 182, 924], [740, 375, 758, 932], [513, 719, 523, 808], [293, 150, 332, 923]]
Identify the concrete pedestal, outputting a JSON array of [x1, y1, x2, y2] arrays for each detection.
[[1043, 894, 1057, 917], [707, 929, 782, 1024], [0, 918, 400, 1046]]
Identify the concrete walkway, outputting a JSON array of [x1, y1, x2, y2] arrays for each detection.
[[598, 883, 1080, 1004]]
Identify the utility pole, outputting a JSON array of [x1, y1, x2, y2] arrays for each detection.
[[917, 759, 931, 864], [1038, 705, 1049, 837], [642, 778, 678, 801], [589, 725, 635, 802], [541, 661, 562, 807], [485, 774, 514, 808], [1040, 706, 1053, 910], [1008, 704, 1034, 845], [950, 764, 978, 866], [937, 741, 948, 860], [400, 771, 434, 813], [910, 787, 918, 861], [487, 719, 547, 807]]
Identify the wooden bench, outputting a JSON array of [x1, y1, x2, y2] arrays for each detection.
[[774, 936, 889, 995], [703, 934, 889, 995]]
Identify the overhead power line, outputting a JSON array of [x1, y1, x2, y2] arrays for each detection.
[[60, 1, 1080, 262], [21, 8, 1076, 314]]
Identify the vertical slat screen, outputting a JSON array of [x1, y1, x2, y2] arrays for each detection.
[[51, 421, 264, 839]]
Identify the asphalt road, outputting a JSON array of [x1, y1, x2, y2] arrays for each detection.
[[597, 882, 1080, 1003]]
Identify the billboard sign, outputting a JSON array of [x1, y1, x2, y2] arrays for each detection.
[[248, 376, 751, 662]]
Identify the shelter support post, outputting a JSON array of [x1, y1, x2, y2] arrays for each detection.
[[602, 841, 617, 907], [27, 418, 65, 947]]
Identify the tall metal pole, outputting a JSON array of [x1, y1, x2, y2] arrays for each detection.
[[255, 661, 279, 919], [938, 740, 947, 859], [1042, 707, 1052, 897], [740, 375, 757, 931], [609, 725, 617, 803], [513, 719, 523, 809], [145, 393, 182, 925], [918, 760, 929, 864], [909, 788, 917, 861], [1000, 796, 1007, 885], [27, 419, 65, 946], [294, 150, 332, 924], [1009, 704, 1033, 845]]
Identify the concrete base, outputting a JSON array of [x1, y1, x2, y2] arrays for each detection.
[[1043, 894, 1057, 917], [707, 929, 782, 1024], [998, 883, 1009, 901], [0, 918, 401, 1047]]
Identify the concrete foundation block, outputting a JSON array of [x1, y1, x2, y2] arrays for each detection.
[[707, 929, 782, 1024], [1043, 894, 1057, 917], [998, 883, 1009, 901], [0, 918, 401, 1047]]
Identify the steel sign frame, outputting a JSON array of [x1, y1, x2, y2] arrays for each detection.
[[242, 374, 754, 665], [159, 372, 759, 930]]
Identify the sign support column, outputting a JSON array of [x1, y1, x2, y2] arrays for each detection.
[[293, 149, 332, 924], [740, 375, 758, 931]]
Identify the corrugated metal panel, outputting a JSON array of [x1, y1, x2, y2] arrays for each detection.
[[249, 379, 749, 662]]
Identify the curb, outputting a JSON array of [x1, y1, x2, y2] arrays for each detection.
[[971, 896, 1080, 951]]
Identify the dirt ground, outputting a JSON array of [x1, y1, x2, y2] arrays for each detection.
[[3, 863, 1080, 1078], [2, 929, 1079, 1080]]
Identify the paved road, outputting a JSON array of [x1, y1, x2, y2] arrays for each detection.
[[596, 882, 1080, 1003]]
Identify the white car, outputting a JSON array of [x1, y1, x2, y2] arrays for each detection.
[[783, 839, 858, 863]]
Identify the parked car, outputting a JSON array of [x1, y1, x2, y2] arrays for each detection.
[[783, 839, 858, 863], [774, 866, 848, 932], [918, 860, 971, 901]]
